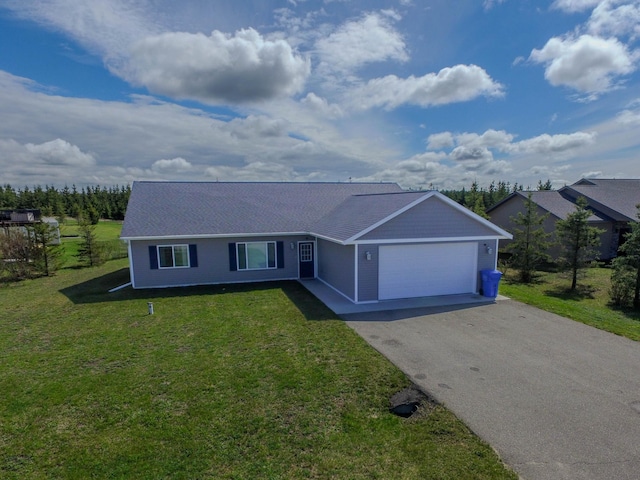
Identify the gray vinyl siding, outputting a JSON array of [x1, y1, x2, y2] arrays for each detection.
[[129, 235, 305, 288], [357, 244, 379, 302], [360, 196, 498, 240], [317, 238, 355, 300], [477, 240, 498, 292]]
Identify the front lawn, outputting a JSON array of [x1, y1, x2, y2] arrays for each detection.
[[500, 265, 640, 341], [0, 259, 516, 479]]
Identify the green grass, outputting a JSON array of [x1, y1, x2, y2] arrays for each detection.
[[59, 219, 125, 268], [0, 260, 516, 479], [500, 266, 640, 341]]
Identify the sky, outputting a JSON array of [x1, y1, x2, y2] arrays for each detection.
[[0, 0, 639, 191]]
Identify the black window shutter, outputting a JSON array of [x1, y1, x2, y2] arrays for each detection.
[[228, 243, 237, 271], [149, 245, 158, 269], [189, 244, 198, 267], [276, 241, 284, 269]]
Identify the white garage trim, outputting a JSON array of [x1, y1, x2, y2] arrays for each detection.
[[379, 242, 477, 300]]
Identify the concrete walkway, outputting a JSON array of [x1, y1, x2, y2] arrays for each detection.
[[299, 278, 501, 315], [342, 300, 640, 480]]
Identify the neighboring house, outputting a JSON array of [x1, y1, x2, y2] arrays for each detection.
[[121, 181, 511, 303], [487, 178, 640, 261], [0, 209, 61, 245]]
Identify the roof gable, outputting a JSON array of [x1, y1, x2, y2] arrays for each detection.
[[357, 193, 510, 242]]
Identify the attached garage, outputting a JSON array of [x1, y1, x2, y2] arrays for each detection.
[[378, 242, 478, 300]]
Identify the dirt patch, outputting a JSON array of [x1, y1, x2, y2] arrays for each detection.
[[389, 384, 437, 419]]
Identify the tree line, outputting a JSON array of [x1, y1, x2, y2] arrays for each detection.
[[440, 179, 553, 218], [0, 184, 131, 222]]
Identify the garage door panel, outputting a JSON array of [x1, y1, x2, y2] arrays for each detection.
[[379, 243, 477, 300]]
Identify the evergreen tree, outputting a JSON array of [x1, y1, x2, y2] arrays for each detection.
[[556, 196, 603, 290], [77, 217, 104, 267], [507, 193, 552, 283], [537, 179, 553, 191], [610, 205, 640, 308], [29, 221, 63, 276]]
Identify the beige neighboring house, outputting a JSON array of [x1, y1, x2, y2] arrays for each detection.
[[486, 178, 640, 261]]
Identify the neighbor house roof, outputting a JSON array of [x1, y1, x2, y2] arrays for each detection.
[[524, 190, 606, 222], [562, 178, 640, 222]]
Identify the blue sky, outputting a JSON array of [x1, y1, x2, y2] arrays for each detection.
[[0, 0, 639, 190]]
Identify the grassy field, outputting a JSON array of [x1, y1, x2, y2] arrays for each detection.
[[0, 258, 516, 479], [500, 265, 640, 341], [59, 219, 126, 267]]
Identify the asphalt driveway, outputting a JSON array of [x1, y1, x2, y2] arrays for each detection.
[[343, 300, 640, 480]]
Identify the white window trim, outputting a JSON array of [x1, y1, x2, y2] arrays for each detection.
[[158, 244, 190, 269], [237, 241, 277, 271]]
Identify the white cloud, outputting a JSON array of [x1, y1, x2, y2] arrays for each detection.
[[483, 0, 507, 10], [151, 157, 192, 172], [529, 34, 636, 94], [300, 93, 344, 118], [429, 128, 595, 156], [222, 115, 289, 139], [450, 146, 495, 170], [587, 1, 640, 40], [510, 131, 596, 154], [551, 0, 602, 13], [2, 0, 158, 68], [205, 161, 301, 182], [351, 64, 504, 110], [426, 132, 455, 150], [24, 138, 95, 166], [617, 108, 640, 124], [315, 11, 408, 72], [127, 28, 310, 103], [455, 129, 515, 150]]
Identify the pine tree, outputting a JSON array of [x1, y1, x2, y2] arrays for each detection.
[[610, 205, 640, 308], [556, 197, 603, 290], [77, 217, 104, 267], [29, 221, 63, 276], [507, 193, 552, 283]]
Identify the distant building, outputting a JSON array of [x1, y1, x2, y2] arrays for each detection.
[[487, 178, 640, 261], [0, 209, 61, 245]]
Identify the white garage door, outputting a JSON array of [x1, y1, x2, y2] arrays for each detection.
[[379, 242, 477, 300]]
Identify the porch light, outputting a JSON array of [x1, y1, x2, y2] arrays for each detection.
[[485, 244, 493, 255], [365, 251, 372, 261], [290, 242, 295, 250]]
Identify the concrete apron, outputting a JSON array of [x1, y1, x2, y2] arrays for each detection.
[[299, 278, 503, 315]]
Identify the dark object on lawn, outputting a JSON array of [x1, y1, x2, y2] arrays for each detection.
[[389, 384, 435, 418], [390, 402, 419, 417]]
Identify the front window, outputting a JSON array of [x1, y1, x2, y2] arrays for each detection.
[[237, 242, 276, 270], [158, 245, 189, 268]]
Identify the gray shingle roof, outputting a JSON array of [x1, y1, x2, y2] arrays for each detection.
[[524, 191, 606, 222], [313, 191, 429, 240], [121, 181, 405, 239], [564, 179, 640, 221]]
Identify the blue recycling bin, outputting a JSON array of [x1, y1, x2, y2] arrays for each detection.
[[480, 269, 503, 298]]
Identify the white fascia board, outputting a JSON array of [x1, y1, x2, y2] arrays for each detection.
[[121, 231, 308, 241], [310, 232, 347, 245], [344, 191, 437, 243], [352, 235, 511, 245]]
